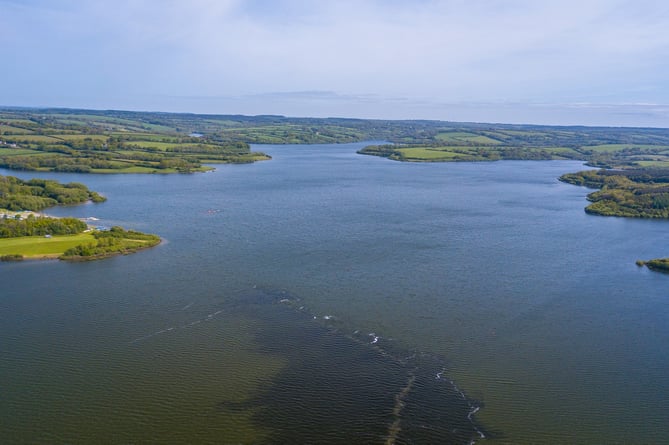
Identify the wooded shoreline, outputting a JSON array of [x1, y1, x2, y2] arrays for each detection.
[[0, 174, 160, 261]]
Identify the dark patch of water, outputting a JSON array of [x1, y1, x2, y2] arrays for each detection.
[[226, 288, 482, 444]]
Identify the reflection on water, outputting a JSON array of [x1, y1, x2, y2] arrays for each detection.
[[2, 143, 669, 444]]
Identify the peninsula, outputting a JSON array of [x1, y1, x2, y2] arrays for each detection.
[[559, 169, 669, 218], [556, 169, 669, 273], [0, 174, 160, 261]]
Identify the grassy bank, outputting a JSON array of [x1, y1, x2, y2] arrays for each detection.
[[0, 233, 96, 259], [59, 227, 161, 261], [0, 228, 161, 261]]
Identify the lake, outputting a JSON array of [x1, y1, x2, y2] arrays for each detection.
[[2, 142, 669, 444]]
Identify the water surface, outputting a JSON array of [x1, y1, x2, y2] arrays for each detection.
[[2, 143, 669, 444]]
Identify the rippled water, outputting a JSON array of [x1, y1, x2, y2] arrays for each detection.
[[2, 143, 669, 444]]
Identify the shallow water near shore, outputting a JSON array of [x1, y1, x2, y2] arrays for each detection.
[[2, 143, 669, 444]]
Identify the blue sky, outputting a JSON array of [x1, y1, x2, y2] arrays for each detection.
[[2, 0, 669, 126]]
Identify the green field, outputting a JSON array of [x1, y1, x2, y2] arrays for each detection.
[[0, 124, 34, 134], [396, 147, 471, 161], [0, 147, 46, 156], [584, 144, 669, 152], [632, 160, 669, 167], [54, 134, 109, 142], [435, 132, 502, 145], [0, 118, 35, 125], [2, 134, 63, 143], [122, 141, 182, 150], [0, 233, 96, 258], [89, 165, 213, 174], [108, 132, 168, 140]]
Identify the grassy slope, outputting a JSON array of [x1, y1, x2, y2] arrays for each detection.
[[0, 233, 96, 258], [0, 231, 161, 261]]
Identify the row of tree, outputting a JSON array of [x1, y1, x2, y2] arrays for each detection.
[[0, 215, 87, 238]]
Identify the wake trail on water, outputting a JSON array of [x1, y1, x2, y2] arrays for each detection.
[[129, 309, 224, 344], [130, 288, 253, 344], [439, 369, 486, 443]]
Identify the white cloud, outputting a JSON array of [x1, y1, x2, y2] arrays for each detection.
[[1, 0, 669, 125]]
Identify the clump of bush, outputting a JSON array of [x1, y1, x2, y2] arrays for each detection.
[[60, 226, 160, 260], [1, 254, 24, 261]]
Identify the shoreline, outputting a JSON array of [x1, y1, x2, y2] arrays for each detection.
[[0, 219, 161, 262], [1, 238, 161, 262], [60, 239, 162, 262]]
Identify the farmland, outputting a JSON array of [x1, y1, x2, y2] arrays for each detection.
[[0, 109, 271, 173], [358, 131, 669, 167], [0, 233, 96, 259], [3, 107, 669, 172]]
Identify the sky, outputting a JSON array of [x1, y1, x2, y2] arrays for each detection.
[[2, 0, 669, 127]]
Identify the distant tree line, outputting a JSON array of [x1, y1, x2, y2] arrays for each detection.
[[358, 144, 566, 162]]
